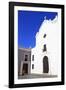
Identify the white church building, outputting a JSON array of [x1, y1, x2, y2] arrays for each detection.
[[31, 16, 59, 75], [18, 16, 59, 76]]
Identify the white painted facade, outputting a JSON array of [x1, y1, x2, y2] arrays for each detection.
[[31, 16, 59, 75]]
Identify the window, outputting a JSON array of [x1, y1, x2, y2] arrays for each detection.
[[43, 44, 47, 52], [32, 55, 34, 61], [25, 55, 28, 61], [43, 34, 46, 38], [32, 64, 34, 69]]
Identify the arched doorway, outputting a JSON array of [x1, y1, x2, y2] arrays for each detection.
[[22, 63, 28, 75], [43, 56, 49, 73]]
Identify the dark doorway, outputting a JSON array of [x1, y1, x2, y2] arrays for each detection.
[[43, 56, 49, 73], [22, 63, 28, 75]]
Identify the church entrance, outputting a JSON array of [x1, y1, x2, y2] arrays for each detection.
[[43, 56, 49, 73]]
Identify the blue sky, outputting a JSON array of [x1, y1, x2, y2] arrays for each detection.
[[18, 10, 57, 48]]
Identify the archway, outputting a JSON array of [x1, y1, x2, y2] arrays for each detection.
[[22, 63, 28, 75], [43, 56, 49, 73]]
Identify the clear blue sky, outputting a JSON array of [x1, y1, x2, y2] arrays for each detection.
[[18, 10, 57, 48]]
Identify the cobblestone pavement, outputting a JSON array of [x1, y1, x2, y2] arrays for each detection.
[[18, 74, 57, 79]]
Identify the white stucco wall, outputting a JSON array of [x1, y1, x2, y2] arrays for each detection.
[[31, 16, 59, 75]]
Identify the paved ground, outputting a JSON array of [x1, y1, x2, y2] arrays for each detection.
[[18, 74, 57, 79]]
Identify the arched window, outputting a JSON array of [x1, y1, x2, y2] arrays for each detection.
[[32, 55, 34, 61], [43, 44, 47, 52], [43, 34, 46, 38]]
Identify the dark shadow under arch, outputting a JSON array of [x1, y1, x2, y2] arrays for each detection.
[[43, 56, 49, 73]]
